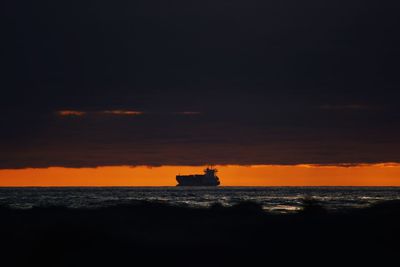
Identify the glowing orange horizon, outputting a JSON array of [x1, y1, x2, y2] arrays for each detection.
[[0, 164, 400, 187]]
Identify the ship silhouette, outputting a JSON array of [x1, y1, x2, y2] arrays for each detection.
[[176, 167, 220, 186]]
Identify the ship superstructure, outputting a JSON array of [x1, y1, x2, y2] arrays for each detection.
[[176, 167, 220, 186]]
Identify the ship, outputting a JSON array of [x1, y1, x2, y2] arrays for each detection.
[[176, 167, 221, 186]]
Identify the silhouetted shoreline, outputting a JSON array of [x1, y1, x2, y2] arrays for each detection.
[[1, 200, 399, 266]]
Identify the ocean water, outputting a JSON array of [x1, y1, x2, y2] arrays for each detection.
[[0, 187, 399, 212]]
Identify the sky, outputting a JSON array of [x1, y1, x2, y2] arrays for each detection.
[[2, 1, 400, 185]]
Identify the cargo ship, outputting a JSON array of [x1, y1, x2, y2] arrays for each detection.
[[176, 167, 220, 186]]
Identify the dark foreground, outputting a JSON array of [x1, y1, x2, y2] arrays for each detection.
[[1, 200, 399, 266]]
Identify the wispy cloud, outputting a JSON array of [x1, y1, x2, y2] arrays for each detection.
[[101, 110, 144, 116], [57, 110, 86, 117], [57, 110, 144, 117]]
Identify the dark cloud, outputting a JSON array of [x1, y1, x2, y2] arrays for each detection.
[[173, 112, 202, 115], [318, 105, 371, 111], [1, 0, 400, 168]]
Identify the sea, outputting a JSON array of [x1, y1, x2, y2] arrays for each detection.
[[1, 187, 400, 213]]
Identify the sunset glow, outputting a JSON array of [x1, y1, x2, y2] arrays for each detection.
[[1, 164, 400, 187]]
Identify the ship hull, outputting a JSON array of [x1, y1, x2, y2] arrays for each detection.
[[176, 182, 220, 187], [176, 175, 220, 187]]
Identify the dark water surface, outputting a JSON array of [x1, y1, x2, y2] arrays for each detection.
[[0, 187, 399, 212]]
